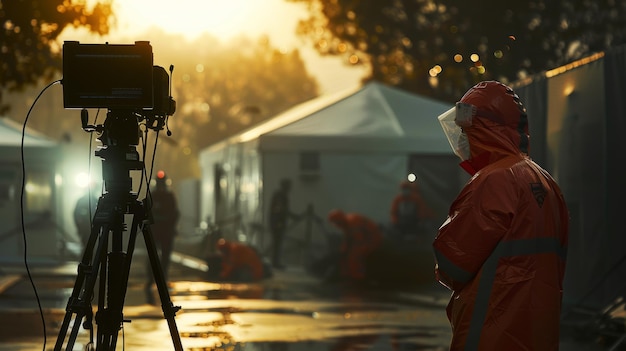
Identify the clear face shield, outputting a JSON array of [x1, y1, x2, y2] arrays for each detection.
[[438, 102, 476, 161]]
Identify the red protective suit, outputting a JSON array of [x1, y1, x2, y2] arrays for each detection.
[[218, 240, 264, 281], [390, 181, 434, 234], [329, 211, 383, 281], [433, 81, 569, 350]]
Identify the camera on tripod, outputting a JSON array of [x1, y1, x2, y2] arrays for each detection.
[[62, 40, 175, 117], [54, 41, 185, 351]]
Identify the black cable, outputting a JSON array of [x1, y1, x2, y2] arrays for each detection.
[[137, 120, 150, 196], [83, 108, 101, 349], [149, 128, 160, 181], [145, 127, 161, 212], [86, 109, 100, 255], [136, 122, 149, 203], [20, 79, 61, 351]]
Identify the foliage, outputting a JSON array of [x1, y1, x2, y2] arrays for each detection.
[[147, 32, 319, 179], [288, 0, 626, 101], [6, 29, 318, 182], [0, 0, 113, 113]]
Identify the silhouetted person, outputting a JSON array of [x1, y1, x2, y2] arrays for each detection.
[[268, 178, 296, 269], [73, 189, 99, 249], [145, 170, 180, 304]]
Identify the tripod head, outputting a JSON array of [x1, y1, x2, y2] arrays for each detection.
[[93, 110, 143, 197], [80, 106, 175, 200]]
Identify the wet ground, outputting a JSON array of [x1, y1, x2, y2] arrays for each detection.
[[0, 252, 616, 351], [0, 252, 453, 351]]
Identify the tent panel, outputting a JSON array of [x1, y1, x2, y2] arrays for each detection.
[[259, 135, 452, 154], [261, 151, 405, 258], [602, 45, 626, 308], [546, 57, 608, 306]]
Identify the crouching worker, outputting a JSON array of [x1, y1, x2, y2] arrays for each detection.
[[215, 238, 270, 282], [328, 209, 383, 282]]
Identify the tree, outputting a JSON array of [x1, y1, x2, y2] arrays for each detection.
[[0, 0, 113, 112], [289, 0, 626, 101], [6, 29, 319, 183], [147, 32, 319, 181]]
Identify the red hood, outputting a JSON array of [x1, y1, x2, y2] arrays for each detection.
[[461, 118, 529, 175]]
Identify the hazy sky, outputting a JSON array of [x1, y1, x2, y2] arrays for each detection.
[[60, 0, 367, 94]]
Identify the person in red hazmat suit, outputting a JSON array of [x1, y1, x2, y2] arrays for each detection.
[[216, 238, 265, 282], [328, 209, 383, 281], [390, 180, 435, 236], [432, 81, 569, 350]]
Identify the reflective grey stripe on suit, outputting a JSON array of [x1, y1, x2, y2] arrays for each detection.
[[463, 237, 567, 351]]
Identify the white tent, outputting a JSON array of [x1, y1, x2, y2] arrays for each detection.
[[198, 81, 464, 264], [0, 117, 64, 261], [258, 81, 453, 153], [0, 117, 57, 153]]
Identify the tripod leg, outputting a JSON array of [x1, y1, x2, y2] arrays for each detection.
[[96, 211, 140, 351], [96, 251, 126, 351], [142, 221, 184, 351], [93, 207, 131, 351], [54, 220, 108, 351]]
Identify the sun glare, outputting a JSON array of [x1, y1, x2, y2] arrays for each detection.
[[113, 0, 292, 42], [64, 0, 366, 95]]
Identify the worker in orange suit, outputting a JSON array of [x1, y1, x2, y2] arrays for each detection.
[[328, 209, 383, 281], [216, 238, 265, 282], [433, 81, 569, 350], [390, 180, 435, 235]]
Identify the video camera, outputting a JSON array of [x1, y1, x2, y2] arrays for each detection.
[[62, 41, 175, 117]]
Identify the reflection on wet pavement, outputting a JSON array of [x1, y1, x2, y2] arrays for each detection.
[[0, 262, 452, 351], [163, 271, 451, 351], [0, 257, 611, 351]]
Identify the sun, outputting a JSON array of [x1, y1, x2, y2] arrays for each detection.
[[62, 0, 366, 95], [112, 0, 283, 42], [64, 0, 309, 48]]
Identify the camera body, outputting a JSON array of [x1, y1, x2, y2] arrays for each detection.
[[62, 41, 174, 116]]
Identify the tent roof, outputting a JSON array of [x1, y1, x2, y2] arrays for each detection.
[[0, 117, 57, 148], [268, 81, 452, 138], [260, 81, 453, 153], [204, 81, 454, 154]]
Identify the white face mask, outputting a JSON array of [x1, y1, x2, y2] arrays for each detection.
[[438, 106, 471, 161]]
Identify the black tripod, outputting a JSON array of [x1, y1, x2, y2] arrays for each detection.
[[54, 110, 183, 351]]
